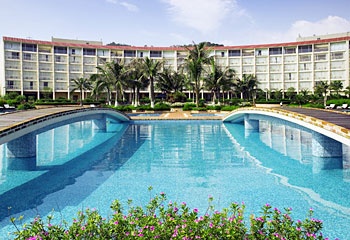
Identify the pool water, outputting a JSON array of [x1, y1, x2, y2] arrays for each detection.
[[191, 113, 225, 117], [0, 119, 349, 239], [127, 113, 162, 117]]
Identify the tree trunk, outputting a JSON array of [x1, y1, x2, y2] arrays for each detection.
[[150, 77, 155, 108], [114, 91, 119, 107], [195, 81, 200, 107]]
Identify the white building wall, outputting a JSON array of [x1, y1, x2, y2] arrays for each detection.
[[1, 33, 350, 99]]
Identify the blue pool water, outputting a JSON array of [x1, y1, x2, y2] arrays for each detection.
[[191, 113, 225, 117], [127, 113, 162, 117], [0, 119, 349, 239]]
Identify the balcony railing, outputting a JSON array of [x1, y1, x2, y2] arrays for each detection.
[[7, 56, 20, 60]]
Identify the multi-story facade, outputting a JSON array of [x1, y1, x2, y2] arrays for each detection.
[[1, 33, 350, 100]]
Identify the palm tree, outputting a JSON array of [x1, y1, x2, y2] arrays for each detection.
[[235, 74, 259, 101], [157, 67, 186, 94], [330, 80, 343, 97], [205, 58, 235, 104], [345, 86, 350, 98], [124, 59, 149, 107], [286, 87, 296, 100], [314, 81, 329, 107], [140, 57, 162, 108], [70, 77, 91, 106], [184, 42, 211, 107], [104, 60, 125, 107], [90, 69, 113, 105]]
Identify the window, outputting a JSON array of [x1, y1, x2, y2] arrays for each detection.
[[43, 82, 48, 87], [22, 43, 37, 52], [124, 50, 136, 57], [331, 52, 343, 60], [228, 50, 241, 57], [83, 48, 96, 56], [315, 54, 327, 61], [221, 51, 225, 57], [140, 52, 144, 57], [23, 53, 32, 60], [150, 51, 162, 58], [11, 52, 20, 59], [298, 45, 312, 53], [55, 56, 62, 62], [7, 81, 14, 88], [71, 49, 76, 55], [54, 46, 67, 54], [269, 47, 282, 55], [299, 55, 311, 62], [284, 47, 296, 54], [30, 81, 34, 89], [45, 55, 49, 61]]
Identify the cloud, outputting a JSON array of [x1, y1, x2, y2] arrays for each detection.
[[162, 0, 244, 34], [223, 15, 350, 46], [106, 0, 139, 12], [286, 16, 350, 40]]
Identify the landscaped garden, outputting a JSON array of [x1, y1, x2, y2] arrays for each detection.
[[11, 188, 326, 239]]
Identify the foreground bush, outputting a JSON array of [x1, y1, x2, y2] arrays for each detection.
[[11, 190, 327, 239]]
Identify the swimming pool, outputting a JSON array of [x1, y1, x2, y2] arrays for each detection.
[[127, 113, 162, 117], [191, 113, 226, 117], [0, 119, 349, 239]]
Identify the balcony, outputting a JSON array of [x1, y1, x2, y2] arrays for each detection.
[[5, 65, 19, 70], [39, 67, 52, 71], [23, 86, 36, 90], [6, 85, 20, 90], [6, 55, 20, 60]]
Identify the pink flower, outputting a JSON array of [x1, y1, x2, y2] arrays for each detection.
[[193, 208, 198, 213]]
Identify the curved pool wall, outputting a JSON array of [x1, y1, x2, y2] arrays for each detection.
[[0, 117, 349, 238], [0, 108, 130, 146], [223, 108, 350, 147]]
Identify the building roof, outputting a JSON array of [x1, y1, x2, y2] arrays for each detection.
[[3, 35, 350, 51]]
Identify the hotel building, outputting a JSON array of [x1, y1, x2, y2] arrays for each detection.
[[1, 33, 350, 100]]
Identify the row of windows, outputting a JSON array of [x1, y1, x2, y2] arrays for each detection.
[[8, 45, 350, 59]]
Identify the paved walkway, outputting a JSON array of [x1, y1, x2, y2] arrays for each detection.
[[0, 107, 80, 131], [1, 106, 350, 132], [283, 107, 350, 129]]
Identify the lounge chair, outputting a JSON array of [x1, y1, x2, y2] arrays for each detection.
[[325, 104, 336, 109], [4, 104, 15, 109], [342, 104, 348, 109]]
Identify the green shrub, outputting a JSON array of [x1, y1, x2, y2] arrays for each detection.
[[140, 97, 150, 104], [206, 105, 222, 111], [327, 99, 350, 106], [137, 105, 152, 111], [228, 98, 242, 106], [221, 105, 240, 111], [16, 103, 35, 110], [154, 102, 171, 111], [11, 189, 327, 239], [113, 105, 135, 112], [0, 98, 6, 106], [169, 91, 187, 102], [183, 103, 196, 111]]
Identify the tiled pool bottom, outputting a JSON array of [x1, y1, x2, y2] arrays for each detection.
[[0, 120, 349, 239]]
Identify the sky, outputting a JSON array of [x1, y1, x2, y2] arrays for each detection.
[[0, 0, 350, 47]]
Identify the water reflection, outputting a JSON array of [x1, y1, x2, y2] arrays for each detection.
[[258, 120, 345, 172], [0, 120, 129, 220], [224, 116, 350, 217]]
